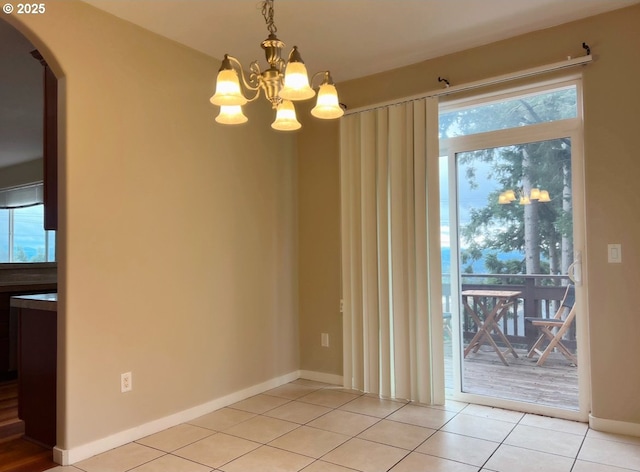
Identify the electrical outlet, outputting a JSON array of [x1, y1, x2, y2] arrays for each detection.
[[121, 372, 132, 393], [321, 333, 330, 347]]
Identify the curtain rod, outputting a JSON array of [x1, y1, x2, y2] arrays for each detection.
[[344, 54, 593, 116]]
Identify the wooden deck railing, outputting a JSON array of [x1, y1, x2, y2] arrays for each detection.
[[443, 274, 575, 348]]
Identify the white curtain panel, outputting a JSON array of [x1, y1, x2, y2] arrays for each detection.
[[339, 97, 443, 404]]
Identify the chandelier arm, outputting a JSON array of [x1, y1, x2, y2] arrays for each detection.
[[225, 55, 262, 102], [248, 61, 264, 88], [309, 70, 332, 89]]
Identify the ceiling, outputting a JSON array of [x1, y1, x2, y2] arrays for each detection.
[[82, 0, 639, 82], [0, 20, 43, 169], [2, 0, 639, 169]]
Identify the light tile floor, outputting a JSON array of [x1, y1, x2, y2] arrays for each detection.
[[45, 379, 640, 472]]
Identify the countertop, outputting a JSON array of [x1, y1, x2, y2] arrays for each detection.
[[0, 282, 57, 293], [10, 293, 58, 311], [0, 263, 57, 292]]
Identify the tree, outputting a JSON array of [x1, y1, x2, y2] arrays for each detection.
[[14, 247, 29, 262], [442, 88, 576, 276], [13, 246, 46, 262]]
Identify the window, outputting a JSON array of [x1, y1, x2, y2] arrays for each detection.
[[0, 183, 55, 263], [439, 85, 578, 138]]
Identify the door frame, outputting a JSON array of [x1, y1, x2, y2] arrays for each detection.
[[436, 77, 591, 422]]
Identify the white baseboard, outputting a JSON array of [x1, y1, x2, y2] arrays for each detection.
[[55, 370, 300, 466], [298, 370, 343, 386], [589, 414, 640, 437]]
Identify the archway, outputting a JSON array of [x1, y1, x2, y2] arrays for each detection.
[[0, 15, 65, 463]]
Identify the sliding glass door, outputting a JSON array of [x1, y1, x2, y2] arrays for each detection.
[[439, 80, 589, 420]]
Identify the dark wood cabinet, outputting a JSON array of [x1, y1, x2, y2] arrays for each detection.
[[13, 295, 57, 448], [0, 292, 17, 374], [0, 286, 56, 375], [31, 50, 58, 231], [0, 294, 11, 373]]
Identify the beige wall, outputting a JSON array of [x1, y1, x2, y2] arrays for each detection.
[[298, 5, 640, 427], [6, 1, 299, 451], [0, 158, 43, 189], [298, 112, 342, 373]]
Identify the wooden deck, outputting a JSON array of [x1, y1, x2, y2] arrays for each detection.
[[445, 344, 579, 410]]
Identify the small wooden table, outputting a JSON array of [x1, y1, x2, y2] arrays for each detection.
[[461, 290, 521, 366]]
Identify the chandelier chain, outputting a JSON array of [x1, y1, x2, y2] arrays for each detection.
[[261, 0, 277, 35]]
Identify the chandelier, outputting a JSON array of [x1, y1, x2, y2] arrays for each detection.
[[498, 187, 551, 205], [209, 0, 344, 131]]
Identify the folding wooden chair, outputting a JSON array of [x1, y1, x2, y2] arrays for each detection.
[[443, 312, 453, 339], [525, 284, 577, 366]]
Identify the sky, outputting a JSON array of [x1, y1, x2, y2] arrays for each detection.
[[439, 155, 499, 249]]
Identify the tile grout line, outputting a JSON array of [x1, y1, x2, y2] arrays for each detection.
[[475, 407, 522, 472]]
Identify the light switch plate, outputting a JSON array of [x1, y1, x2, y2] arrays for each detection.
[[608, 244, 622, 263]]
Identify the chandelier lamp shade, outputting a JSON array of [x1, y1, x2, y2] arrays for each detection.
[[498, 188, 551, 205], [210, 0, 344, 131]]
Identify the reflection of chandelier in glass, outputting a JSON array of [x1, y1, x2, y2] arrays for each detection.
[[498, 188, 551, 205], [209, 0, 344, 131]]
